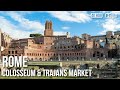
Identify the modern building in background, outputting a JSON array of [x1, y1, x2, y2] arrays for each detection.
[[1, 21, 120, 61]]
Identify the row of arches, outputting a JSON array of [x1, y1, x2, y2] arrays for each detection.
[[29, 57, 86, 61], [27, 52, 86, 56]]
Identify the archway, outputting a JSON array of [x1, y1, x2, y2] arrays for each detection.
[[39, 58, 42, 61]]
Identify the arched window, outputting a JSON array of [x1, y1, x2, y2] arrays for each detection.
[[77, 53, 78, 55], [50, 58, 52, 61], [55, 47, 56, 49], [77, 57, 79, 60], [73, 53, 74, 55], [8, 51, 10, 54], [39, 58, 42, 61], [12, 51, 14, 54], [101, 53, 103, 57]]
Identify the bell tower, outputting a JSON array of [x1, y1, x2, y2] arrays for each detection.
[[44, 20, 53, 36]]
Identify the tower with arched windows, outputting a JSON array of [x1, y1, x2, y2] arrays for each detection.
[[44, 20, 53, 36]]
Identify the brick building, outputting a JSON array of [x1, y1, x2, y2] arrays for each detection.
[[1, 21, 120, 61], [0, 29, 12, 61]]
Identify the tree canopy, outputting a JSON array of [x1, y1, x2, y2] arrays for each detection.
[[29, 33, 43, 37]]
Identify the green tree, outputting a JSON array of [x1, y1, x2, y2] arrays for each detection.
[[29, 33, 43, 37]]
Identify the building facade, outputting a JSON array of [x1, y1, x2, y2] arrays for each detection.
[[1, 21, 120, 61], [0, 29, 12, 61]]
